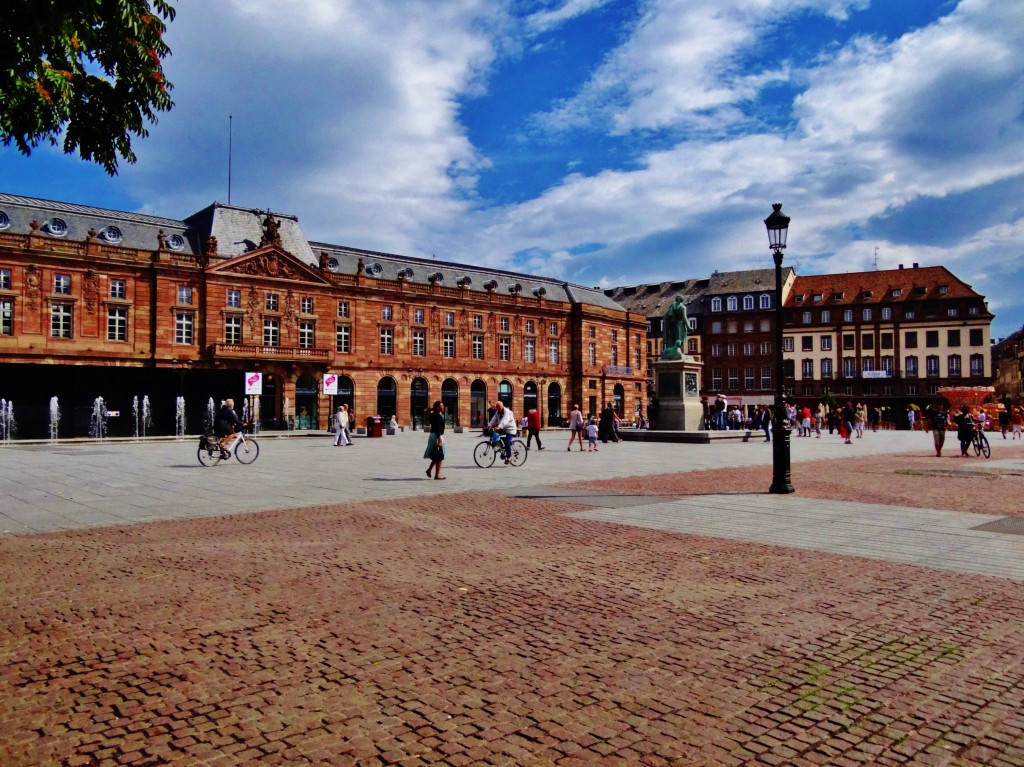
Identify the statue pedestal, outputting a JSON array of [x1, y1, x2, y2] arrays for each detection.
[[653, 357, 703, 431]]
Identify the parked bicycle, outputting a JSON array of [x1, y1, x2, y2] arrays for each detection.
[[972, 425, 991, 459], [474, 432, 528, 468], [198, 427, 260, 466]]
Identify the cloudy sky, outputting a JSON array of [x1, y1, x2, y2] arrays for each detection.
[[3, 0, 1024, 336]]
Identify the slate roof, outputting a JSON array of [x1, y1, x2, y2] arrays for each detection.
[[311, 241, 627, 311], [0, 192, 628, 312], [604, 279, 709, 318], [786, 266, 987, 307], [706, 267, 785, 296], [0, 192, 198, 254]]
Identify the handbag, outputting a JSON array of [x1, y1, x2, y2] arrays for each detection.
[[430, 441, 444, 461]]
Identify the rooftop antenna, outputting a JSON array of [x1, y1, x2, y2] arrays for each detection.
[[227, 115, 233, 205], [874, 246, 879, 270]]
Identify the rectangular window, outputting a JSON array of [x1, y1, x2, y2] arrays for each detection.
[[298, 321, 314, 349], [970, 355, 985, 376], [499, 336, 510, 361], [550, 323, 558, 336], [266, 293, 279, 311], [820, 336, 832, 351], [382, 305, 393, 321], [881, 356, 894, 375], [610, 345, 619, 366], [380, 327, 394, 355], [225, 316, 242, 345], [227, 289, 241, 308], [589, 342, 597, 365], [926, 356, 940, 376], [712, 368, 722, 389], [110, 279, 126, 300], [907, 383, 917, 395], [711, 321, 723, 334], [337, 300, 350, 318], [54, 274, 71, 295], [881, 307, 892, 320], [611, 330, 618, 342], [263, 318, 280, 347], [783, 337, 794, 352], [412, 329, 426, 357], [760, 367, 771, 389], [727, 343, 738, 356], [688, 338, 698, 354], [728, 368, 739, 390], [947, 329, 961, 347], [760, 319, 770, 332], [445, 311, 455, 327], [905, 332, 918, 348], [414, 308, 425, 324], [336, 325, 351, 353], [525, 338, 536, 363], [843, 309, 853, 322], [443, 332, 456, 358], [745, 367, 755, 389], [760, 341, 771, 355], [801, 359, 814, 379], [106, 307, 127, 341], [743, 342, 754, 356], [549, 340, 559, 363], [821, 310, 831, 323], [472, 335, 484, 360], [905, 356, 918, 378], [925, 331, 939, 348], [802, 311, 812, 324], [969, 328, 983, 346], [862, 357, 875, 373], [634, 347, 641, 369], [801, 336, 813, 351], [947, 307, 958, 317], [711, 343, 721, 357], [174, 311, 193, 344], [526, 320, 535, 334], [0, 268, 10, 290], [301, 297, 313, 314], [499, 317, 509, 331], [473, 314, 483, 330], [589, 325, 596, 338], [862, 334, 874, 350], [843, 357, 856, 378], [948, 355, 961, 377], [881, 332, 893, 350], [862, 308, 872, 321], [820, 358, 833, 379], [843, 334, 855, 350], [905, 309, 916, 319], [0, 299, 12, 335]]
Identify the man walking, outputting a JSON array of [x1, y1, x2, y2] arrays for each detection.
[[526, 406, 544, 450], [333, 404, 353, 446], [929, 403, 948, 456]]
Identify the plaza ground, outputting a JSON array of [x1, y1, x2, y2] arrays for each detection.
[[1, 429, 1022, 766]]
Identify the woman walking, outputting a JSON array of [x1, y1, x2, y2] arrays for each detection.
[[424, 401, 447, 479]]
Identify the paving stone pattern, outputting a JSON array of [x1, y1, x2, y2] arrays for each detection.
[[2, 474, 1024, 766]]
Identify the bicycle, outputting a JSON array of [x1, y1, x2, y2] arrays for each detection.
[[972, 425, 991, 459], [473, 432, 528, 468], [197, 428, 260, 466]]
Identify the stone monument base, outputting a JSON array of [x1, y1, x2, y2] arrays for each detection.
[[653, 356, 703, 431]]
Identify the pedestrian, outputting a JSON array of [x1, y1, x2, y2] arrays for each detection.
[[333, 404, 353, 446], [526, 406, 544, 450], [841, 402, 855, 444], [800, 406, 811, 437], [488, 400, 517, 463], [567, 403, 585, 451], [598, 403, 615, 443], [907, 406, 917, 431], [424, 401, 446, 479], [586, 417, 599, 451], [868, 406, 881, 432], [999, 406, 1010, 439], [1013, 407, 1023, 439], [757, 404, 771, 442], [854, 403, 866, 439], [955, 405, 974, 457], [929, 402, 949, 457]]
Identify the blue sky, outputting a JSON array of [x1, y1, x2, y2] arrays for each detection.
[[3, 0, 1023, 336]]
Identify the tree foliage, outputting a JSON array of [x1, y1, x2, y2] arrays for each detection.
[[0, 0, 176, 175]]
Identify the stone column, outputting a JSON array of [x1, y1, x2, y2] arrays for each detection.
[[652, 357, 703, 430]]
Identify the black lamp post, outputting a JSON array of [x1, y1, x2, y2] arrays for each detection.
[[765, 203, 794, 494]]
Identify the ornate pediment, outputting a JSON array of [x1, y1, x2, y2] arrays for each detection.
[[207, 245, 330, 284]]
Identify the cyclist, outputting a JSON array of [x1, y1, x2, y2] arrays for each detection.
[[488, 401, 517, 464], [215, 398, 244, 458]]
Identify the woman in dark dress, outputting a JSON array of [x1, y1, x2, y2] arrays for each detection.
[[955, 405, 975, 457], [424, 401, 446, 479]]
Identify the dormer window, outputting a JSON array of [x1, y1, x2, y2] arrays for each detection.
[[914, 286, 927, 295], [833, 292, 844, 300], [710, 297, 722, 312], [891, 288, 902, 297], [812, 294, 822, 302], [726, 296, 738, 311], [862, 291, 873, 299], [938, 285, 949, 294], [794, 295, 804, 304], [742, 295, 754, 310]]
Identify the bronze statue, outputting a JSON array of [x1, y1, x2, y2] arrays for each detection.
[[661, 296, 689, 360], [260, 211, 282, 248]]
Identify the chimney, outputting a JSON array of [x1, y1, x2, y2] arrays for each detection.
[[898, 264, 903, 270], [912, 262, 919, 268]]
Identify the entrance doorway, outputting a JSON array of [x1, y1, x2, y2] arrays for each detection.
[[377, 377, 397, 420], [470, 380, 487, 428], [613, 383, 625, 416], [498, 380, 513, 408], [523, 381, 538, 416], [410, 377, 428, 429], [547, 382, 562, 426], [441, 379, 459, 427], [295, 374, 319, 429]]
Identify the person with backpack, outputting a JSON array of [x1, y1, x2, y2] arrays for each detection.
[[929, 403, 949, 457]]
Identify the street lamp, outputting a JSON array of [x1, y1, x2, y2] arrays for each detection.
[[765, 203, 794, 494]]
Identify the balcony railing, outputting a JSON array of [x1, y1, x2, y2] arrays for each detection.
[[211, 343, 331, 361]]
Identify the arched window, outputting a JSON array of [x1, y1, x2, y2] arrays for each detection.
[[498, 380, 513, 408], [726, 296, 738, 311], [470, 380, 487, 428], [743, 295, 754, 310], [710, 297, 722, 312], [523, 381, 538, 415], [760, 293, 772, 309], [376, 377, 397, 419]]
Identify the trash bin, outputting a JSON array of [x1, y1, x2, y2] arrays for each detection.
[[366, 415, 383, 438]]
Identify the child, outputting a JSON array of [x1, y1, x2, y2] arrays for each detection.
[[586, 417, 599, 451]]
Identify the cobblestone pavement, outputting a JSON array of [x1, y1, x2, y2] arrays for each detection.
[[1, 433, 1023, 766]]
